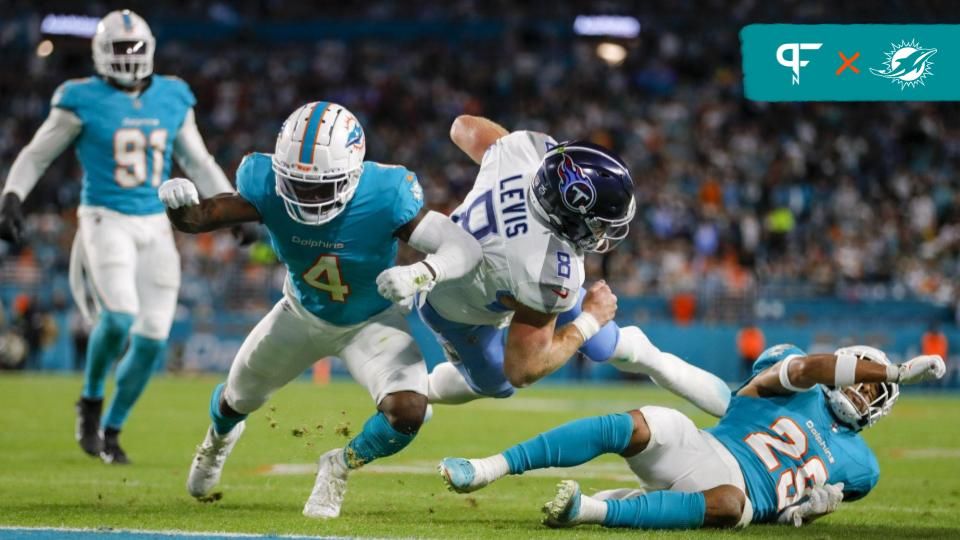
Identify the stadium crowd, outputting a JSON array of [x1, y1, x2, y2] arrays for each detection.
[[1, 1, 959, 326]]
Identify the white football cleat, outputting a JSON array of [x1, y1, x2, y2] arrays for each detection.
[[186, 421, 245, 498], [303, 448, 349, 519]]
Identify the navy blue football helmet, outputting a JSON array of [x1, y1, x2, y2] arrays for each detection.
[[530, 141, 636, 252]]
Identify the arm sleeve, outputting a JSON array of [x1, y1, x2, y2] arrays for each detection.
[[1, 108, 82, 200], [173, 108, 233, 197], [407, 210, 483, 282]]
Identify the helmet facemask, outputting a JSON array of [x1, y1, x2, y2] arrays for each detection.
[[824, 346, 900, 431], [273, 159, 362, 225]]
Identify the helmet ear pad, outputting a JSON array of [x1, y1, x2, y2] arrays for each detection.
[[531, 141, 636, 252]]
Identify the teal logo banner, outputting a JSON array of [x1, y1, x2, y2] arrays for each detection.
[[741, 24, 959, 101]]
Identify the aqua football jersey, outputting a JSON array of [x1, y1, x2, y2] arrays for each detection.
[[236, 153, 423, 325], [52, 75, 195, 215], [708, 344, 880, 523]]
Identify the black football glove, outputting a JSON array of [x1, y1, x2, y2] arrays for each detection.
[[0, 193, 24, 245]]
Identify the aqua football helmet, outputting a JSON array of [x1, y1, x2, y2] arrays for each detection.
[[92, 10, 155, 86], [272, 102, 366, 225], [530, 142, 636, 253], [824, 345, 900, 431]]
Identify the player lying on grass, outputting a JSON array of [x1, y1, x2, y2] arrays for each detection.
[[158, 101, 482, 518], [0, 10, 233, 464], [419, 115, 730, 416], [439, 344, 945, 530]]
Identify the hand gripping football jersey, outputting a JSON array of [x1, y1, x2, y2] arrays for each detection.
[[52, 76, 195, 215], [707, 344, 881, 523], [236, 153, 423, 326], [427, 131, 583, 326]]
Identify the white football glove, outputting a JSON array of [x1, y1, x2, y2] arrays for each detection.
[[888, 354, 946, 384], [158, 177, 200, 209], [778, 482, 844, 527], [376, 262, 436, 306]]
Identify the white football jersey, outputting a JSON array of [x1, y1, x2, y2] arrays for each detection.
[[427, 131, 584, 326]]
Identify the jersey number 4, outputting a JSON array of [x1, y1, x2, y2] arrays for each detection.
[[114, 128, 167, 188], [303, 254, 350, 302], [745, 417, 829, 511]]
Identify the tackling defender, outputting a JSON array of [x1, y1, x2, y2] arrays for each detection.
[[0, 10, 233, 463], [421, 115, 731, 416], [159, 101, 482, 518], [439, 344, 945, 530]]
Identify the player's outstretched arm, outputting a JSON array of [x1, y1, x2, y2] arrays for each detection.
[[449, 115, 509, 164], [740, 352, 946, 397], [376, 208, 483, 305], [172, 109, 234, 197], [0, 108, 82, 244], [502, 281, 617, 387], [159, 178, 260, 233]]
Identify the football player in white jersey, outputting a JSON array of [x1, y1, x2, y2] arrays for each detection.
[[421, 116, 732, 418], [0, 10, 233, 463]]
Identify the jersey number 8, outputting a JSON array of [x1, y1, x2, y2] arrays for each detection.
[[114, 128, 168, 188]]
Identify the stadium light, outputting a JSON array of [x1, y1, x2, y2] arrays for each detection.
[[573, 15, 641, 39], [40, 14, 99, 38], [596, 42, 628, 66], [36, 40, 54, 58]]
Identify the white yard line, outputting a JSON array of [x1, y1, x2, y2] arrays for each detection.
[[0, 526, 365, 539], [261, 460, 639, 482]]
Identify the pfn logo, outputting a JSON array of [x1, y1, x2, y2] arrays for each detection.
[[776, 42, 823, 85]]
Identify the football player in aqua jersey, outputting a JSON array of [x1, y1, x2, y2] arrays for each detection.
[[438, 344, 945, 530], [158, 101, 482, 518], [0, 10, 233, 464], [420, 115, 731, 416]]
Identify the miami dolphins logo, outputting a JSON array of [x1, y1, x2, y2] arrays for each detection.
[[557, 154, 596, 214], [344, 117, 365, 151], [870, 39, 937, 90]]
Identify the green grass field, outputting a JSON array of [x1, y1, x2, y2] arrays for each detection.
[[1, 373, 958, 539]]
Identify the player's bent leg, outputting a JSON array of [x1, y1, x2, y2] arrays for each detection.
[[419, 300, 513, 403], [305, 306, 428, 519], [99, 334, 165, 464], [188, 299, 323, 498], [610, 326, 731, 417], [439, 411, 636, 493]]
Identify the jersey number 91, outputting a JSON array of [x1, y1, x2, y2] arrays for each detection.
[[114, 128, 168, 188]]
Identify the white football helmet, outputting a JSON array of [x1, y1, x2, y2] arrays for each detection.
[[824, 345, 899, 431], [272, 102, 366, 225], [92, 10, 155, 86]]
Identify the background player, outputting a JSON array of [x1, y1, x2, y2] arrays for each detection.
[[422, 115, 731, 416], [0, 10, 233, 464], [158, 101, 482, 518], [439, 344, 946, 530]]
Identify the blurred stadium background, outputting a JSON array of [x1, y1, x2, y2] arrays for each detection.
[[0, 0, 958, 388]]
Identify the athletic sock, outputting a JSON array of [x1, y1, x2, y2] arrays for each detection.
[[343, 412, 417, 469], [466, 454, 510, 485], [82, 311, 134, 399], [612, 326, 731, 417], [502, 412, 634, 474], [209, 383, 247, 436], [102, 335, 165, 430], [603, 491, 706, 529], [427, 362, 482, 404], [576, 494, 608, 524]]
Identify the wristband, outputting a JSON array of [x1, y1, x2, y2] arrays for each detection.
[[885, 363, 902, 383], [571, 312, 601, 342], [834, 351, 858, 388], [778, 355, 813, 392]]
